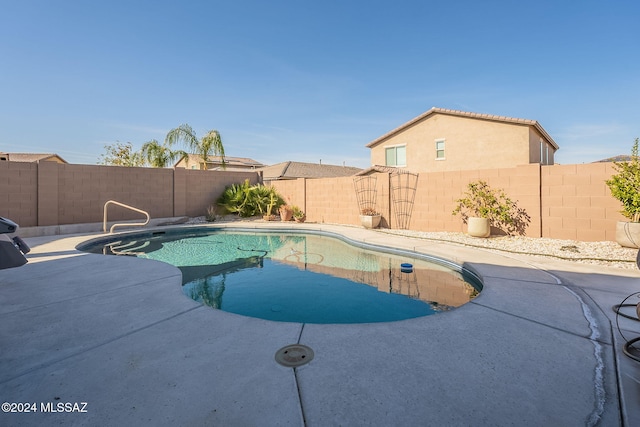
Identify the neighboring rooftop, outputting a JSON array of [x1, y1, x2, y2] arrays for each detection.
[[259, 161, 362, 181], [366, 107, 559, 150], [175, 154, 264, 171], [0, 152, 68, 163], [594, 155, 633, 163], [355, 165, 411, 176]]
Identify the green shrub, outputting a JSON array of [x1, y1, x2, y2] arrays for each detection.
[[452, 180, 530, 235], [217, 180, 284, 218], [606, 137, 640, 222]]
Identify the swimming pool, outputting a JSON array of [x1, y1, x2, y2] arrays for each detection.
[[78, 227, 482, 324]]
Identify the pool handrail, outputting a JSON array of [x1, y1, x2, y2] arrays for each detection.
[[103, 200, 150, 233]]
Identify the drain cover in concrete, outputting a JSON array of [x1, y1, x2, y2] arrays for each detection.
[[275, 344, 314, 367]]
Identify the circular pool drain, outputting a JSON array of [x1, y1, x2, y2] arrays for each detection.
[[275, 344, 314, 368]]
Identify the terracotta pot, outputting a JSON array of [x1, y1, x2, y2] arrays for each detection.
[[279, 206, 293, 221], [294, 215, 306, 223], [263, 215, 276, 221], [615, 221, 640, 248], [467, 217, 490, 238], [360, 214, 381, 229]]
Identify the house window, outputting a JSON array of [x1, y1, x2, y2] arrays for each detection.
[[545, 144, 550, 164], [435, 139, 445, 159], [385, 145, 406, 167], [540, 139, 549, 165]]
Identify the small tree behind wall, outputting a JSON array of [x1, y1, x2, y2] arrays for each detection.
[[353, 175, 378, 215]]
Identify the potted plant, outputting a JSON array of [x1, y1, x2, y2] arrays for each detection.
[[205, 205, 217, 222], [606, 137, 640, 248], [359, 208, 382, 229], [452, 180, 530, 237], [292, 206, 306, 223], [279, 205, 293, 221], [353, 175, 383, 229], [263, 192, 279, 221]]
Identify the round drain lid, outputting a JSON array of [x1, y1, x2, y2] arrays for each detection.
[[275, 344, 314, 368]]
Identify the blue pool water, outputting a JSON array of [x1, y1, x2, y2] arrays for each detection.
[[79, 228, 481, 324]]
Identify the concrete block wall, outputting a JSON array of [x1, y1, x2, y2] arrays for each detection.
[[182, 170, 260, 217], [0, 161, 630, 242], [541, 163, 624, 241], [268, 179, 306, 212], [305, 176, 363, 226], [0, 161, 38, 227], [0, 162, 260, 228], [271, 166, 541, 236], [406, 164, 542, 236], [55, 164, 175, 225]]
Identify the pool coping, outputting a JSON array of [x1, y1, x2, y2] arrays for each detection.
[[1, 222, 638, 426]]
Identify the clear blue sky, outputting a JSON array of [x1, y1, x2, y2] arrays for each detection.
[[1, 0, 638, 167]]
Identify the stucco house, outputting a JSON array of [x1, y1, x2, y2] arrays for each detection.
[[366, 107, 558, 173], [174, 154, 264, 171]]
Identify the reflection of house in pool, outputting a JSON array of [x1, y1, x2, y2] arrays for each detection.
[[181, 256, 264, 309], [268, 236, 478, 308]]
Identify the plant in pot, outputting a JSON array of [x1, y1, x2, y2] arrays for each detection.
[[605, 137, 640, 248], [360, 207, 382, 229], [205, 205, 217, 222], [452, 180, 530, 237], [262, 192, 279, 221], [292, 206, 306, 223], [279, 205, 293, 221], [353, 175, 382, 229]]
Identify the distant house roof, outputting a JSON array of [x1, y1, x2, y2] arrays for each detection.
[[593, 155, 633, 163], [175, 154, 264, 170], [355, 165, 409, 176], [366, 107, 559, 150], [0, 152, 68, 163], [259, 161, 362, 180]]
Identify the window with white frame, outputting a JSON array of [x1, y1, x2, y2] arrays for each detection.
[[385, 145, 406, 167], [540, 139, 550, 165], [435, 139, 445, 159], [545, 144, 550, 164]]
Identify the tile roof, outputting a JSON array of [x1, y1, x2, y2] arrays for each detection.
[[175, 154, 264, 169], [366, 107, 559, 150], [259, 161, 362, 180], [355, 165, 411, 176], [0, 153, 68, 163]]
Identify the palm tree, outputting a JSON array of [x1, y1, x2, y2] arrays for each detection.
[[140, 139, 188, 168], [165, 124, 226, 170]]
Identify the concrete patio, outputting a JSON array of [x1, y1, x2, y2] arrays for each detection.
[[0, 223, 638, 426]]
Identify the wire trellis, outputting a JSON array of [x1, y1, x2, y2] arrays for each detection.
[[353, 175, 378, 213], [390, 170, 418, 229]]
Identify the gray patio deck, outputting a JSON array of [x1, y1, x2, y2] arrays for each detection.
[[0, 223, 638, 426]]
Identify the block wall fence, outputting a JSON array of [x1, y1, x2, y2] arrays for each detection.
[[270, 162, 626, 242], [0, 161, 259, 227], [0, 161, 626, 242]]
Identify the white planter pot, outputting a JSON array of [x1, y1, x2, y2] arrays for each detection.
[[360, 215, 381, 229], [615, 221, 640, 248], [467, 217, 490, 238]]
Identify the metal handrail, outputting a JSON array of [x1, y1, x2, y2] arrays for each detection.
[[103, 200, 150, 233]]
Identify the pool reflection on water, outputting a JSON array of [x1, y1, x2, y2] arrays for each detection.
[[80, 230, 481, 324]]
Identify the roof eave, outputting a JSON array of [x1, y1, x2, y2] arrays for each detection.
[[365, 107, 559, 151]]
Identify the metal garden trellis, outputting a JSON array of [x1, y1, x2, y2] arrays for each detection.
[[353, 175, 378, 213], [390, 170, 418, 230]]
